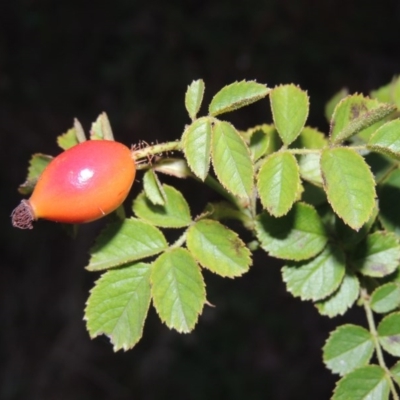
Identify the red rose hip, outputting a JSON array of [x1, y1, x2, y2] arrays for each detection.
[[12, 140, 136, 229]]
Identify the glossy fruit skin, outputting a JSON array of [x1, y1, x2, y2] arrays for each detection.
[[27, 140, 135, 224]]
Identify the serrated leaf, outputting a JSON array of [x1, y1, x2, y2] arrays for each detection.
[[257, 151, 301, 217], [133, 185, 191, 228], [18, 153, 53, 195], [185, 79, 205, 120], [332, 365, 390, 400], [390, 360, 400, 386], [282, 245, 345, 301], [143, 170, 166, 206], [85, 262, 151, 351], [57, 127, 80, 150], [329, 94, 396, 144], [209, 81, 270, 116], [352, 231, 400, 277], [151, 248, 205, 333], [298, 153, 323, 186], [291, 126, 327, 149], [371, 283, 400, 314], [379, 169, 400, 236], [248, 127, 270, 161], [377, 312, 400, 356], [368, 119, 400, 160], [182, 117, 211, 180], [325, 88, 349, 122], [87, 219, 168, 271], [269, 84, 309, 146], [371, 76, 400, 108], [211, 120, 253, 198], [90, 112, 114, 140], [316, 273, 360, 317], [256, 202, 328, 261], [186, 219, 251, 277], [323, 324, 374, 376], [321, 147, 376, 230]]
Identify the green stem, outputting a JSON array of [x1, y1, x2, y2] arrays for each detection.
[[132, 141, 182, 160], [362, 289, 400, 399]]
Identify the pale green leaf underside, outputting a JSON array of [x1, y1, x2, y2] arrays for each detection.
[[368, 119, 400, 160], [248, 127, 270, 161], [185, 79, 205, 120], [151, 248, 205, 333], [256, 202, 328, 261], [332, 365, 390, 400], [143, 169, 166, 206], [321, 147, 376, 230], [269, 84, 309, 145], [371, 282, 400, 314], [282, 245, 346, 301], [323, 324, 374, 376], [352, 231, 400, 277], [257, 151, 301, 217], [209, 80, 270, 116], [182, 117, 212, 180], [298, 153, 323, 186], [133, 185, 192, 228], [377, 312, 400, 356], [316, 273, 360, 317], [87, 219, 168, 271], [211, 120, 253, 198], [187, 219, 251, 277], [85, 262, 151, 351]]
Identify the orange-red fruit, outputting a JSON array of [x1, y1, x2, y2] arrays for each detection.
[[12, 140, 136, 229]]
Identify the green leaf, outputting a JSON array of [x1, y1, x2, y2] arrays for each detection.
[[316, 273, 360, 317], [371, 283, 400, 314], [182, 117, 211, 180], [378, 312, 400, 356], [87, 219, 168, 271], [282, 245, 346, 301], [269, 84, 309, 145], [133, 185, 191, 228], [151, 248, 205, 333], [379, 169, 400, 235], [90, 112, 114, 140], [301, 183, 327, 207], [332, 365, 390, 400], [143, 170, 166, 206], [186, 219, 251, 278], [185, 79, 205, 120], [390, 360, 400, 386], [291, 126, 327, 149], [248, 127, 270, 161], [329, 94, 396, 144], [208, 81, 270, 116], [211, 120, 253, 198], [320, 147, 376, 230], [325, 88, 349, 122], [256, 202, 328, 261], [298, 153, 323, 187], [335, 207, 378, 251], [18, 153, 53, 195], [368, 119, 400, 160], [85, 262, 151, 351], [57, 127, 80, 150], [352, 231, 400, 277], [257, 151, 301, 217], [153, 158, 192, 179], [371, 76, 400, 107], [323, 324, 374, 376]]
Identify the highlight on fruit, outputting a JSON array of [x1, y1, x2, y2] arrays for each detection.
[[12, 140, 136, 229]]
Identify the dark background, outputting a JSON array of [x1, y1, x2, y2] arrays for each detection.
[[1, 1, 400, 399]]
